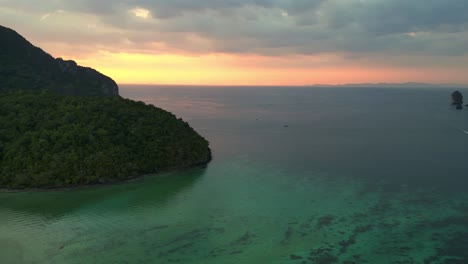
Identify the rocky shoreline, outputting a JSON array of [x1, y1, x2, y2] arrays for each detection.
[[0, 152, 211, 193]]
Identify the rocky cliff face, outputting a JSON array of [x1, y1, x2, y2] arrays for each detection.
[[452, 91, 463, 105], [0, 25, 119, 96], [451, 90, 464, 110]]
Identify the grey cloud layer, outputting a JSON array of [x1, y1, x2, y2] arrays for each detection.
[[2, 0, 468, 58]]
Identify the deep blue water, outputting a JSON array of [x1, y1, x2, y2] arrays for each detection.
[[122, 86, 468, 190]]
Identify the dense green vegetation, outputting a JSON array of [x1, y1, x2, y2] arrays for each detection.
[[0, 92, 211, 189]]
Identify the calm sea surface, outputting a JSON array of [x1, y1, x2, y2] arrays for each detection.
[[1, 86, 468, 263]]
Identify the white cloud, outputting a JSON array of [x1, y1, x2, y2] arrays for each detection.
[[129, 7, 150, 19], [40, 13, 50, 21]]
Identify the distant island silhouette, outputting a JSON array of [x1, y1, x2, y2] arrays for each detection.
[[307, 82, 468, 88]]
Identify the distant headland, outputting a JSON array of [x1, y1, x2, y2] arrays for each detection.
[[306, 82, 468, 88], [0, 25, 211, 190]]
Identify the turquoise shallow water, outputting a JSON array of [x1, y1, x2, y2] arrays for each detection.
[[1, 86, 468, 263]]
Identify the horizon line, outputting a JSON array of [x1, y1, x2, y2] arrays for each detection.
[[118, 82, 468, 88]]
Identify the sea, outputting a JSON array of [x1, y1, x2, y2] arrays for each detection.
[[1, 85, 468, 263]]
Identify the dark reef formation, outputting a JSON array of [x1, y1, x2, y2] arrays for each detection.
[[0, 25, 118, 96], [451, 90, 463, 110]]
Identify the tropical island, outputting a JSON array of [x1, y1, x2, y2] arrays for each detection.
[[0, 25, 211, 189]]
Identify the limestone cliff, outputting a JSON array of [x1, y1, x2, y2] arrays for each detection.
[[0, 25, 118, 96]]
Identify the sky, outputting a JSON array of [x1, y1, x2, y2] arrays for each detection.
[[1, 0, 468, 86]]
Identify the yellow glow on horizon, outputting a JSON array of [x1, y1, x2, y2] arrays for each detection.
[[73, 51, 468, 86]]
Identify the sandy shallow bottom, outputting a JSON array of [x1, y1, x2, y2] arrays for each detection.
[[1, 158, 467, 264]]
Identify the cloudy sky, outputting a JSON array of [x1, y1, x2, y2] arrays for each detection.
[[1, 0, 468, 85]]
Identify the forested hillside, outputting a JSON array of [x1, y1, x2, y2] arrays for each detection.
[[0, 92, 211, 189]]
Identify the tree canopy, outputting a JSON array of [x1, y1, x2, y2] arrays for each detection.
[[0, 92, 211, 189]]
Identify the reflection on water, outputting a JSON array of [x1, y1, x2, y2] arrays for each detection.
[[0, 168, 206, 263], [1, 86, 468, 263], [0, 168, 206, 219]]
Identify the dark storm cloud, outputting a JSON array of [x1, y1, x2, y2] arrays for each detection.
[[1, 0, 468, 58], [322, 0, 468, 34]]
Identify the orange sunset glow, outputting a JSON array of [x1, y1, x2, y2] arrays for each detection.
[[71, 52, 468, 86]]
